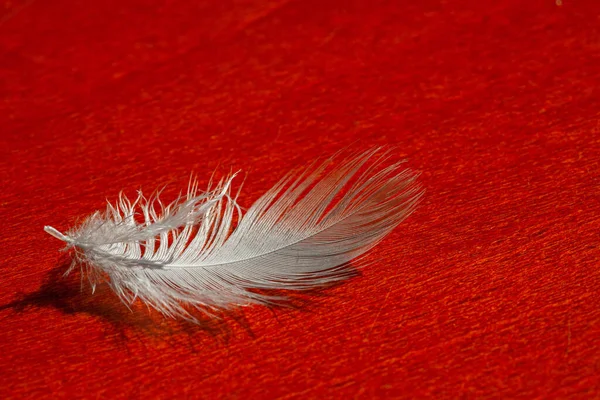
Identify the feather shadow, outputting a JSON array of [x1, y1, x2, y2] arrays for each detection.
[[0, 255, 360, 345]]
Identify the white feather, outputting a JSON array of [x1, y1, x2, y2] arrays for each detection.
[[44, 150, 423, 320]]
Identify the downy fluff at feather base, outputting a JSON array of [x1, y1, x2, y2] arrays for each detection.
[[45, 150, 423, 321]]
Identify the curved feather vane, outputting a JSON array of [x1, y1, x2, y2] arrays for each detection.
[[44, 150, 423, 320]]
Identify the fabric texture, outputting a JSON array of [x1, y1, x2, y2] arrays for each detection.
[[1, 0, 599, 398]]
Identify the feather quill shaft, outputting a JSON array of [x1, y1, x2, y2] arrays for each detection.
[[45, 150, 423, 320]]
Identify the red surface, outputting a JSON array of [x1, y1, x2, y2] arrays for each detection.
[[1, 0, 599, 398]]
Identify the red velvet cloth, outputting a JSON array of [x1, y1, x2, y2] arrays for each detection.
[[1, 0, 599, 397]]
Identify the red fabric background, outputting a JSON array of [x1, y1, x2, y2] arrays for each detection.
[[1, 0, 599, 398]]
